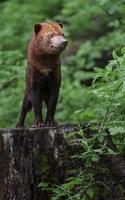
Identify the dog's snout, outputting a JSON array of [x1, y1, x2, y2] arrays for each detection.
[[62, 39, 68, 47]]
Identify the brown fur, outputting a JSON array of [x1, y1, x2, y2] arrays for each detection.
[[16, 22, 67, 128]]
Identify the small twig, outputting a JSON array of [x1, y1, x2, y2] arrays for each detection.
[[99, 81, 123, 134]]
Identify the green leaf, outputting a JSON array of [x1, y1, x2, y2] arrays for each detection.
[[97, 134, 104, 143], [109, 127, 124, 135], [112, 50, 118, 59]]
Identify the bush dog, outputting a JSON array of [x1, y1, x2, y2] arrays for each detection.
[[16, 21, 68, 128]]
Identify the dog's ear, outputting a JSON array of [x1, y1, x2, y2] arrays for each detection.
[[58, 22, 63, 28], [34, 23, 42, 35]]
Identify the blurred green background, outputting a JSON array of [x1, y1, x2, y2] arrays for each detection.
[[0, 0, 125, 128]]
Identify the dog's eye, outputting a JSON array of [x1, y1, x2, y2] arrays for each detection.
[[48, 33, 54, 39], [50, 33, 54, 38]]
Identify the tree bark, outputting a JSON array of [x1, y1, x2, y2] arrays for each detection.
[[0, 125, 77, 200]]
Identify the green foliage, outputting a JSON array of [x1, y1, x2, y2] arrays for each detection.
[[38, 127, 119, 200]]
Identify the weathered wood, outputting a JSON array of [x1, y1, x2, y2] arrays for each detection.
[[0, 125, 76, 200]]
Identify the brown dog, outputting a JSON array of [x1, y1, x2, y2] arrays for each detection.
[[16, 22, 68, 128]]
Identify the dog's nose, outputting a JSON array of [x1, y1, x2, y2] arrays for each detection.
[[62, 39, 68, 47]]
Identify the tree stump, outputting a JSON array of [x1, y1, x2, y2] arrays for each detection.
[[0, 125, 76, 200]]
